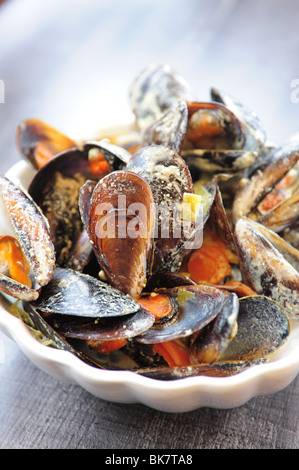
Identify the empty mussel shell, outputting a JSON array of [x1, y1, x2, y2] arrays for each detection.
[[28, 149, 99, 267], [219, 296, 290, 362]]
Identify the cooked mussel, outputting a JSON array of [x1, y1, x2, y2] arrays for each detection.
[[84, 170, 155, 299], [31, 267, 142, 318], [142, 100, 188, 154], [126, 145, 198, 273], [234, 217, 299, 320], [219, 295, 290, 362], [210, 87, 267, 154], [232, 135, 299, 223], [28, 148, 102, 268], [129, 64, 264, 173], [130, 63, 196, 131], [83, 139, 132, 171], [0, 174, 55, 300], [16, 118, 76, 169], [2, 64, 297, 380], [135, 284, 226, 344], [189, 292, 239, 365]]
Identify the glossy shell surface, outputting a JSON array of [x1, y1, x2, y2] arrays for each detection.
[[0, 160, 298, 412]]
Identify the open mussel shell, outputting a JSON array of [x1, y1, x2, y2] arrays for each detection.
[[182, 148, 257, 173], [258, 188, 299, 233], [0, 275, 39, 301], [210, 87, 267, 152], [232, 135, 299, 223], [189, 292, 239, 365], [130, 63, 196, 130], [205, 183, 236, 255], [28, 148, 99, 267], [83, 139, 132, 170], [126, 145, 195, 273], [219, 296, 290, 362], [184, 101, 246, 150], [16, 118, 76, 169], [135, 284, 226, 344], [180, 101, 252, 172], [234, 217, 299, 320], [86, 170, 155, 299], [0, 174, 55, 298], [31, 267, 141, 318], [251, 221, 299, 273]]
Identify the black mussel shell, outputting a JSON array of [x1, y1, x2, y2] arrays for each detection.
[[135, 284, 226, 344], [31, 267, 142, 318], [258, 189, 299, 233], [48, 308, 155, 341], [142, 100, 188, 154], [232, 136, 299, 223], [210, 87, 267, 151], [28, 149, 98, 267], [86, 170, 155, 299], [219, 296, 290, 362], [146, 271, 196, 291], [130, 63, 196, 130], [83, 140, 132, 170], [135, 359, 266, 380], [0, 174, 55, 291], [126, 145, 195, 273], [249, 222, 299, 273], [234, 217, 299, 320], [189, 292, 239, 365], [16, 118, 76, 169]]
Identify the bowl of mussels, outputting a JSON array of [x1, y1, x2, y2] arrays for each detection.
[[0, 64, 298, 412]]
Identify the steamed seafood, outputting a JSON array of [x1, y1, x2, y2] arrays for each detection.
[[0, 64, 297, 380]]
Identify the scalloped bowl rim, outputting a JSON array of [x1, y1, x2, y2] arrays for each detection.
[[0, 160, 298, 412]]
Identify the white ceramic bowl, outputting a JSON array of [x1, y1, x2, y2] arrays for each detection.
[[0, 161, 298, 413]]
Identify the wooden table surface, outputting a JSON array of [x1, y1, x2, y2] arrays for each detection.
[[0, 0, 298, 449]]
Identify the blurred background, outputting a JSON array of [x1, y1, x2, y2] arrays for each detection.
[[0, 0, 299, 175]]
